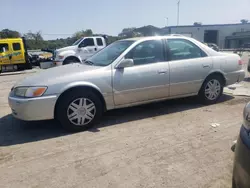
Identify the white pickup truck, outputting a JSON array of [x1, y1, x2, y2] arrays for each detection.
[[53, 36, 107, 66]]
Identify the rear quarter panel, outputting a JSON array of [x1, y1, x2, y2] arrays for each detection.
[[213, 53, 243, 85]]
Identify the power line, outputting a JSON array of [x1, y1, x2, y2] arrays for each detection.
[[42, 34, 73, 36]]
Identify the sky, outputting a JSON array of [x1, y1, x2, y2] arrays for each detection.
[[1, 0, 250, 40]]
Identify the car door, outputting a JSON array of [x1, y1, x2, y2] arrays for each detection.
[[166, 38, 212, 96], [78, 38, 97, 60], [0, 42, 12, 66], [113, 39, 170, 106], [11, 41, 25, 65]]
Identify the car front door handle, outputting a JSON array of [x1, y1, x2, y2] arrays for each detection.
[[158, 70, 167, 74]]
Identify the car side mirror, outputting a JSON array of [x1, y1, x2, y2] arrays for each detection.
[[116, 59, 134, 69], [78, 43, 84, 48]]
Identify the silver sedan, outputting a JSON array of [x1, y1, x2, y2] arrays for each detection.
[[9, 36, 245, 131]]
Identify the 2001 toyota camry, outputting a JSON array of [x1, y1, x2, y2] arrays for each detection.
[[8, 36, 245, 131]]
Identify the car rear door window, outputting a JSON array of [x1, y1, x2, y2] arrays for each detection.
[[12, 43, 21, 51], [0, 43, 9, 53], [97, 38, 103, 46], [125, 40, 164, 65], [167, 39, 207, 61]]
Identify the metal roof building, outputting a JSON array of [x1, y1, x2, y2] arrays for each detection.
[[162, 23, 250, 49]]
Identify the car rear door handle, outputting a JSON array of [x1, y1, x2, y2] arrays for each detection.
[[158, 69, 167, 74], [203, 64, 210, 68]]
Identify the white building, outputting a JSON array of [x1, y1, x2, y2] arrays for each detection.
[[162, 23, 250, 49]]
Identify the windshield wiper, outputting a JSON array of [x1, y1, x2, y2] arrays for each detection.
[[84, 60, 94, 65]]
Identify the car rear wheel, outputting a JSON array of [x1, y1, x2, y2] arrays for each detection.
[[56, 89, 103, 132], [199, 75, 224, 105]]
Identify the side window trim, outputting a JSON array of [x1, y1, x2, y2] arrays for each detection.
[[125, 40, 165, 66], [163, 39, 170, 61], [166, 38, 208, 61]]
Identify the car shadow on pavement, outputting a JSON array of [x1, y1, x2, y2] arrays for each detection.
[[92, 94, 234, 131], [0, 94, 234, 146]]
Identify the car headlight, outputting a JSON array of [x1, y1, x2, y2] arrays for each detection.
[[58, 55, 64, 59], [14, 87, 47, 98], [243, 102, 250, 130]]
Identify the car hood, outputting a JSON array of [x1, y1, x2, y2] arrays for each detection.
[[14, 63, 101, 87], [56, 46, 76, 53]]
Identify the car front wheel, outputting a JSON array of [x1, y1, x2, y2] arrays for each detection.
[[199, 75, 224, 105], [56, 90, 103, 132]]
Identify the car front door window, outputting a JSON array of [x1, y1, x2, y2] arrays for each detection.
[[125, 40, 164, 65], [79, 38, 95, 48], [0, 43, 9, 53]]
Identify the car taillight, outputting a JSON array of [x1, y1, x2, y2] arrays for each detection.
[[238, 60, 243, 65]]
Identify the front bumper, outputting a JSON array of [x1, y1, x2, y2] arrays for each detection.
[[54, 61, 63, 66], [8, 94, 58, 121], [233, 126, 250, 188]]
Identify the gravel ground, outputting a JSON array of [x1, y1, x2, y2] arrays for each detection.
[[0, 58, 250, 188]]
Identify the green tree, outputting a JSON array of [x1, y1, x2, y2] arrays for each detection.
[[73, 29, 93, 39], [24, 31, 44, 49], [0, 29, 21, 38], [241, 19, 249, 24]]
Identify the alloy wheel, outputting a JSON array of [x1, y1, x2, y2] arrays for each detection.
[[67, 98, 96, 126], [205, 79, 221, 100]]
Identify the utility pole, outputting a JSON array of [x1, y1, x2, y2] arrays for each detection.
[[177, 0, 180, 26], [166, 17, 169, 27]]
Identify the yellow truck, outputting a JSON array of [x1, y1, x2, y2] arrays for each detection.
[[0, 38, 31, 73]]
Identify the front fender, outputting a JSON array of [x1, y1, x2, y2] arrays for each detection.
[[57, 50, 78, 61], [59, 81, 102, 95]]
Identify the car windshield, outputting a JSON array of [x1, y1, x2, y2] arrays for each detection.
[[72, 38, 82, 46], [87, 40, 134, 66]]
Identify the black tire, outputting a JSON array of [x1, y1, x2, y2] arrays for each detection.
[[26, 62, 32, 69], [198, 75, 224, 105], [56, 89, 103, 132], [232, 178, 236, 188], [63, 58, 80, 65]]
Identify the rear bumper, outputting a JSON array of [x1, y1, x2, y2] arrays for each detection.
[[233, 126, 250, 188], [226, 69, 245, 86]]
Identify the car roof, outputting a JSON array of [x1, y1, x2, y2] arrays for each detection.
[[0, 38, 22, 41], [121, 35, 219, 56], [120, 35, 189, 42]]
